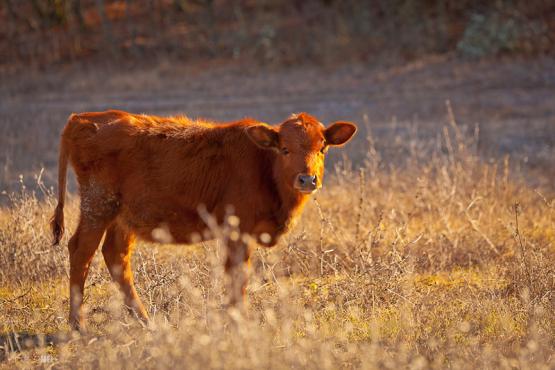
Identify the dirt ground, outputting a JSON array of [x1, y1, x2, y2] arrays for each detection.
[[1, 55, 554, 192]]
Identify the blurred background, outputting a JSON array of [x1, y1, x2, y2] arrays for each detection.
[[1, 0, 554, 192]]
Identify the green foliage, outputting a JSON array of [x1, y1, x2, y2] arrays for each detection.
[[30, 0, 70, 27], [457, 13, 523, 58]]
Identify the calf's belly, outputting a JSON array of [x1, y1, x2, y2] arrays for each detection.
[[111, 193, 283, 247], [117, 203, 213, 244]]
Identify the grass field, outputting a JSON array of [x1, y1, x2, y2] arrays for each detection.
[[0, 59, 554, 369], [0, 0, 555, 370], [0, 57, 555, 369]]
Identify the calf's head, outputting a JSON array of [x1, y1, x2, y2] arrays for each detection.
[[246, 113, 357, 194]]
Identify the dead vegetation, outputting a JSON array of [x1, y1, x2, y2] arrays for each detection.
[[2, 0, 553, 72], [0, 110, 553, 369]]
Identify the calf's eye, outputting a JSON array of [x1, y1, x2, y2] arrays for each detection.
[[281, 147, 290, 155]]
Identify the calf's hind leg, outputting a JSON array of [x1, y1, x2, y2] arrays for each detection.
[[68, 221, 110, 331], [101, 223, 149, 323], [68, 181, 119, 331]]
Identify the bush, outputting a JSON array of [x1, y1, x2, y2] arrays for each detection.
[[458, 13, 524, 57]]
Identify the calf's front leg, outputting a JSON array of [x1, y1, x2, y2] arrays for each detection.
[[224, 240, 251, 306]]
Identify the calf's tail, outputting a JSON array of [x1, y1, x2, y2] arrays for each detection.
[[51, 129, 70, 246]]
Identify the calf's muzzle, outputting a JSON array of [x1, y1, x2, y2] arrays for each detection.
[[295, 173, 318, 193]]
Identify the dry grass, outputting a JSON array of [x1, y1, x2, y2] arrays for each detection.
[[0, 114, 553, 369]]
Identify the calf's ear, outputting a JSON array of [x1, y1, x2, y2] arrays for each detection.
[[245, 124, 280, 150], [325, 122, 357, 146]]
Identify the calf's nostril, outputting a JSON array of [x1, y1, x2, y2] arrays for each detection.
[[297, 174, 317, 189]]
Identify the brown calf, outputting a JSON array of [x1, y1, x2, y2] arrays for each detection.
[[51, 110, 356, 330]]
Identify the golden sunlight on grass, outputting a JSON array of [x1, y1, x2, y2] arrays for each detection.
[[0, 120, 553, 369]]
